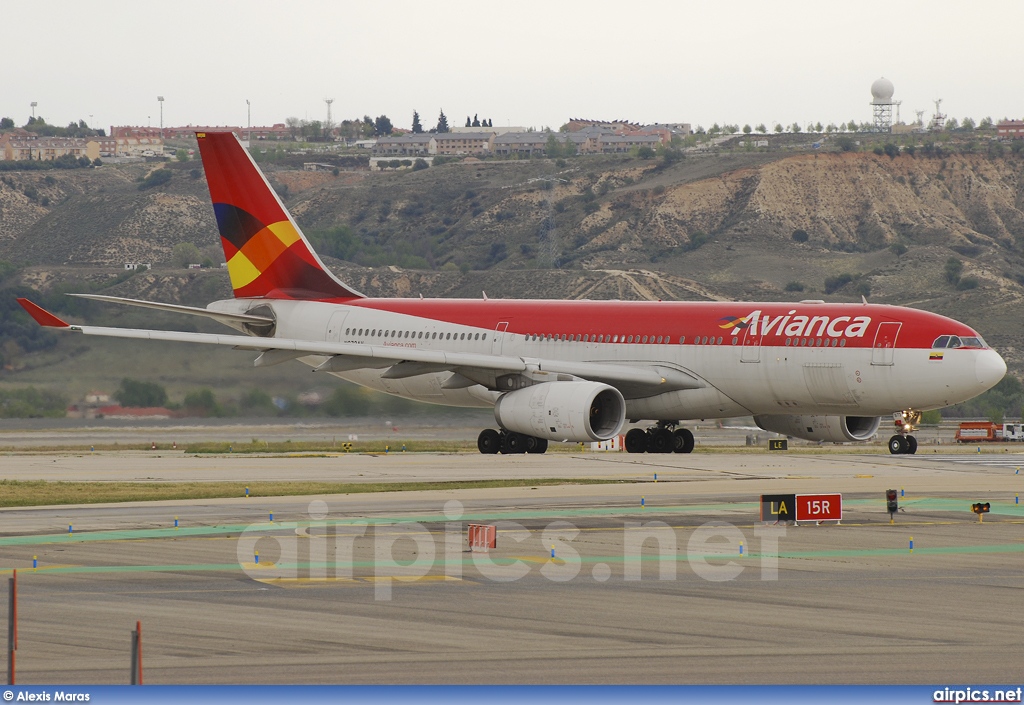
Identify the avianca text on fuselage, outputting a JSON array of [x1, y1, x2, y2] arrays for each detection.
[[720, 309, 871, 340]]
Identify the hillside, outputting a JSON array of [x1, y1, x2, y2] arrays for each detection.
[[3, 146, 1024, 407]]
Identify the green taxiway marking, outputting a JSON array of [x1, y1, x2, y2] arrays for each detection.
[[4, 541, 1024, 577], [2, 497, 1023, 547]]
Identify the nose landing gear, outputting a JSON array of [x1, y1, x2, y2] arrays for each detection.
[[888, 409, 921, 455]]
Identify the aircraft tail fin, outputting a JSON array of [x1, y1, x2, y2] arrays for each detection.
[[195, 131, 362, 300]]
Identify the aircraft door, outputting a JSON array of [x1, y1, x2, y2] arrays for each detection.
[[740, 325, 761, 363], [491, 321, 509, 355], [871, 321, 901, 366], [326, 310, 350, 342]]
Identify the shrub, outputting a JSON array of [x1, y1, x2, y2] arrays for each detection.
[[784, 281, 805, 292], [791, 229, 809, 243]]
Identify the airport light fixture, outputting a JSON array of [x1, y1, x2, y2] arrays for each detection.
[[157, 96, 164, 138]]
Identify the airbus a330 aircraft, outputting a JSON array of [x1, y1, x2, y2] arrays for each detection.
[[18, 132, 1006, 455]]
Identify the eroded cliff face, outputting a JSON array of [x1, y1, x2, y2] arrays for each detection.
[[574, 153, 1024, 262]]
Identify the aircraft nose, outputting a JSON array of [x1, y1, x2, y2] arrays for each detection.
[[976, 349, 1007, 390]]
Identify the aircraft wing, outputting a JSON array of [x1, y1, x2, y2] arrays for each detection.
[[17, 299, 701, 397], [68, 294, 274, 327]]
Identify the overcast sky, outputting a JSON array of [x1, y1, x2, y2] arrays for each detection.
[[5, 0, 1022, 133]]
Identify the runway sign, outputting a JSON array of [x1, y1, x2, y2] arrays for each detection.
[[760, 494, 796, 522], [768, 439, 788, 451], [795, 493, 842, 522]]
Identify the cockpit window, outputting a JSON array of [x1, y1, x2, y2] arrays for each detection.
[[933, 334, 986, 349]]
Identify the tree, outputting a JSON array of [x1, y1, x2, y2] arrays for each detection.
[[814, 122, 823, 133], [172, 242, 202, 267], [412, 158, 429, 171], [472, 114, 480, 127], [138, 168, 172, 190], [945, 117, 959, 131], [847, 120, 858, 132], [961, 117, 976, 131], [890, 243, 908, 259], [285, 117, 299, 140], [411, 111, 423, 134], [116, 378, 168, 408], [773, 123, 783, 134], [183, 388, 221, 417], [979, 116, 993, 130], [0, 117, 13, 129], [175, 149, 189, 162], [436, 110, 449, 133], [636, 146, 656, 159], [742, 124, 752, 134], [465, 116, 472, 127], [545, 133, 562, 159], [790, 122, 802, 133], [883, 142, 899, 159], [755, 124, 767, 133], [944, 257, 963, 285], [374, 115, 393, 136]]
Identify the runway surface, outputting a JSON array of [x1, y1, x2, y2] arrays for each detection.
[[2, 449, 1023, 684]]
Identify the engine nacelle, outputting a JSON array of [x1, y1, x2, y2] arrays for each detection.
[[494, 381, 625, 442], [753, 414, 881, 443]]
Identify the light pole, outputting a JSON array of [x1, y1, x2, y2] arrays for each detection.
[[246, 99, 250, 141], [325, 98, 334, 141], [30, 102, 37, 120], [157, 96, 164, 138]]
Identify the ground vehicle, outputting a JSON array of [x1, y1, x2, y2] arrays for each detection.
[[955, 421, 1024, 442]]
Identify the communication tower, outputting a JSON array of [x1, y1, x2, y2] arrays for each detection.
[[324, 98, 334, 137], [929, 99, 946, 132], [870, 77, 900, 132]]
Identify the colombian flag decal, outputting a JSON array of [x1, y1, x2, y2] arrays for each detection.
[[929, 352, 944, 361]]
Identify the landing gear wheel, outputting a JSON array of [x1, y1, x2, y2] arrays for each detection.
[[527, 437, 548, 454], [501, 431, 526, 454], [649, 428, 674, 454], [478, 429, 501, 454], [673, 428, 695, 454], [625, 428, 648, 454], [906, 435, 918, 455], [888, 434, 909, 455]]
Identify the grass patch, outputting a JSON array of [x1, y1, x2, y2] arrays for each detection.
[[0, 478, 617, 508]]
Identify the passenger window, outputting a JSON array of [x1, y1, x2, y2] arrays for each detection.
[[679, 336, 685, 344], [717, 337, 723, 345]]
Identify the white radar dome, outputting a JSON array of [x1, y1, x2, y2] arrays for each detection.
[[871, 77, 895, 103]]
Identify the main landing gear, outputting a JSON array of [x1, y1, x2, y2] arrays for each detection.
[[624, 422, 695, 454], [477, 428, 549, 455]]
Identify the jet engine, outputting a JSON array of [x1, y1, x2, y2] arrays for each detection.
[[753, 414, 881, 443], [494, 381, 625, 442]]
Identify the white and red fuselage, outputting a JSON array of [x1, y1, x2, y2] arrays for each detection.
[[209, 295, 1005, 421]]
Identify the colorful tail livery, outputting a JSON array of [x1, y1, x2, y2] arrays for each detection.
[[196, 131, 362, 300]]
